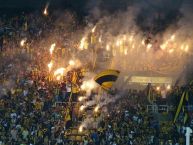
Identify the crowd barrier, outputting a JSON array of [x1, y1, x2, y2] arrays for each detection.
[[147, 104, 170, 113], [54, 102, 78, 107]]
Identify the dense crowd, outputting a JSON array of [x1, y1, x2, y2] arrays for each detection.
[[0, 11, 193, 145], [0, 11, 79, 145], [86, 97, 180, 145], [0, 72, 191, 145]]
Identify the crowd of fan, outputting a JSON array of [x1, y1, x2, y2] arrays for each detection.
[[0, 76, 189, 145], [0, 67, 190, 145], [0, 11, 78, 145], [0, 10, 78, 57], [0, 12, 192, 145], [84, 97, 182, 145]]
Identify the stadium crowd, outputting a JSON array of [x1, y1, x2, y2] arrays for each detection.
[[0, 11, 192, 145], [0, 76, 189, 145]]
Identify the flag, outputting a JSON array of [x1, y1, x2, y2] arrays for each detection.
[[183, 92, 189, 124], [174, 91, 189, 123], [71, 71, 78, 84], [147, 83, 154, 103], [65, 108, 71, 122], [174, 91, 185, 123], [94, 69, 120, 91]]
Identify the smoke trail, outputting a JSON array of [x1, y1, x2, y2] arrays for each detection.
[[136, 0, 183, 34], [78, 0, 193, 129]]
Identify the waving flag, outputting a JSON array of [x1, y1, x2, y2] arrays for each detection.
[[94, 69, 120, 91]]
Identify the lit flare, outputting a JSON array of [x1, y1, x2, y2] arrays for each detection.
[[156, 86, 160, 91], [48, 61, 53, 72], [43, 3, 49, 16], [81, 80, 96, 91], [80, 105, 86, 111], [94, 106, 99, 112], [106, 44, 110, 51], [78, 96, 87, 102], [20, 39, 27, 47], [50, 43, 56, 55], [69, 60, 75, 66], [79, 125, 84, 132], [79, 37, 87, 50], [91, 26, 97, 33]]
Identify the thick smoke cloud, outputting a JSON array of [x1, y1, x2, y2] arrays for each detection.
[[86, 0, 185, 34], [83, 0, 193, 85], [179, 1, 193, 83], [136, 0, 183, 34]]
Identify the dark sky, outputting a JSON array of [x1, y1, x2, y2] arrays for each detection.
[[0, 0, 70, 8], [0, 0, 134, 21], [0, 0, 91, 10], [0, 0, 91, 22], [0, 0, 189, 33], [0, 0, 43, 8], [0, 0, 88, 15], [0, 0, 131, 13]]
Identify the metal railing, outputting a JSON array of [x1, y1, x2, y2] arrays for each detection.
[[147, 104, 170, 113], [54, 102, 78, 107]]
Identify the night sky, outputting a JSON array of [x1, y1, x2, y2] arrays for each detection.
[[0, 0, 131, 14], [0, 0, 88, 16], [0, 0, 76, 8], [0, 0, 190, 33]]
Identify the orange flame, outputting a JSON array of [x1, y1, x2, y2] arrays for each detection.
[[48, 61, 53, 72], [43, 4, 49, 16], [91, 26, 97, 33], [20, 39, 27, 47], [94, 106, 99, 112], [69, 60, 75, 66], [50, 43, 56, 55]]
